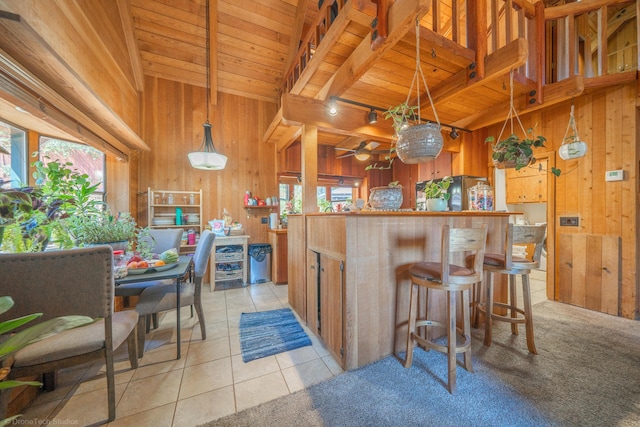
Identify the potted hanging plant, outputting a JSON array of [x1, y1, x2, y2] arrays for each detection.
[[422, 176, 452, 212], [485, 131, 545, 171], [487, 70, 560, 176], [485, 131, 561, 177]]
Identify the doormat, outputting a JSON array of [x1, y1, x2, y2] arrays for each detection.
[[239, 308, 312, 362]]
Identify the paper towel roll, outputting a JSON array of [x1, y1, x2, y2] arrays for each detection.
[[269, 213, 278, 229]]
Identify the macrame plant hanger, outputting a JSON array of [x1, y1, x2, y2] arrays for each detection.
[[394, 17, 443, 164], [496, 69, 528, 143]]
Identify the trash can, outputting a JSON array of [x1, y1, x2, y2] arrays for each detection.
[[248, 243, 272, 284]]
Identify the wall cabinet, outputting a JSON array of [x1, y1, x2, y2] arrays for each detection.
[[505, 159, 547, 203], [148, 188, 202, 253]]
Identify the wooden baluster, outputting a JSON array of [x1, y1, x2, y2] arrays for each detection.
[[505, 0, 513, 43], [432, 0, 439, 34], [452, 0, 459, 43], [491, 0, 499, 53], [598, 6, 608, 76]]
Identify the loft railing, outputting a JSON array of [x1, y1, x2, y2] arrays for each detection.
[[280, 0, 348, 99], [279, 1, 635, 107], [542, 0, 637, 83]]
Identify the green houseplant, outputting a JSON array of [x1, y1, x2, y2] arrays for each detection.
[[0, 296, 93, 426], [65, 211, 138, 251], [485, 132, 561, 177], [0, 187, 66, 252], [422, 176, 452, 212]]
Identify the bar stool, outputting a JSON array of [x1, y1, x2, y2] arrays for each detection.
[[475, 223, 546, 354], [404, 225, 487, 393]]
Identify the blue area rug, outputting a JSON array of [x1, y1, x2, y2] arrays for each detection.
[[240, 308, 312, 363]]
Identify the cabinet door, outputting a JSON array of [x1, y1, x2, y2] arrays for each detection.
[[319, 254, 344, 363], [287, 216, 306, 321]]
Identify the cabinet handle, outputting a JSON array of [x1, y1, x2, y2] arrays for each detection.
[[566, 262, 573, 268], [603, 267, 610, 273], [310, 265, 315, 270]]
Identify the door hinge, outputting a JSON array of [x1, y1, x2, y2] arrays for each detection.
[[340, 347, 344, 357]]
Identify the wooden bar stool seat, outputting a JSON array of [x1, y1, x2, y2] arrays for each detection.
[[475, 224, 546, 354], [404, 225, 487, 393]]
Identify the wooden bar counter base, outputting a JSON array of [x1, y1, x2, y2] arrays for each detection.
[[287, 211, 512, 370]]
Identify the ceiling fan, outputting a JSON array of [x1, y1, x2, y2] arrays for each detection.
[[335, 141, 382, 161]]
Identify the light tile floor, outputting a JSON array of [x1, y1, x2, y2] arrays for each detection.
[[18, 272, 548, 426], [18, 282, 343, 426]]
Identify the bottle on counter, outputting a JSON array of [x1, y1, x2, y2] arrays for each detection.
[[167, 193, 174, 204], [244, 191, 251, 206], [175, 207, 183, 224]]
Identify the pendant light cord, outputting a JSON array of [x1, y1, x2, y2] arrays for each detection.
[[205, 0, 210, 124]]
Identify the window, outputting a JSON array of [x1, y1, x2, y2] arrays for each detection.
[[39, 137, 105, 201], [0, 120, 28, 188]]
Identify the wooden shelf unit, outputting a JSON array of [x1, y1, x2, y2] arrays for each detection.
[[147, 188, 203, 253]]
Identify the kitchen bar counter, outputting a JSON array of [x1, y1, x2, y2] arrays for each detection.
[[288, 211, 512, 370]]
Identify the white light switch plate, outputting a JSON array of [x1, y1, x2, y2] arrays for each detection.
[[605, 170, 624, 181]]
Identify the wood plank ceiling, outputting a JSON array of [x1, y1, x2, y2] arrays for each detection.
[[129, 0, 300, 103]]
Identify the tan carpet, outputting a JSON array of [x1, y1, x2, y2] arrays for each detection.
[[201, 300, 640, 427]]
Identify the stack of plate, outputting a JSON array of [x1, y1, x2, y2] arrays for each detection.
[[152, 217, 175, 226], [187, 214, 200, 224]]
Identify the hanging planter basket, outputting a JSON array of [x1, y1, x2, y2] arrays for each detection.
[[492, 152, 533, 170], [396, 122, 444, 164]]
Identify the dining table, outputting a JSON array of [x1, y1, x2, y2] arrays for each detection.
[[115, 255, 193, 359]]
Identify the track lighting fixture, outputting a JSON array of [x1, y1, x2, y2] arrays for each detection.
[[367, 109, 378, 124], [328, 97, 338, 117], [327, 95, 469, 137]]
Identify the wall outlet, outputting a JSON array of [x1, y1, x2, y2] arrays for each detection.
[[605, 170, 624, 181], [559, 216, 579, 226], [261, 217, 268, 224]]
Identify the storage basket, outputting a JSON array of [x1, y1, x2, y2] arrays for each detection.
[[215, 270, 242, 281], [215, 252, 244, 262]]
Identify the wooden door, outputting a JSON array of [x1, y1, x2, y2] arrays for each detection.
[[557, 233, 621, 315], [319, 254, 344, 364]]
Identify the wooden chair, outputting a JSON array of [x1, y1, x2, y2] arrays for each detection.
[[475, 223, 546, 354], [404, 225, 487, 393], [134, 230, 215, 355], [0, 246, 138, 422]]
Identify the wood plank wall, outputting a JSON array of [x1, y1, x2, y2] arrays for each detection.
[[483, 81, 638, 319], [136, 76, 279, 246]]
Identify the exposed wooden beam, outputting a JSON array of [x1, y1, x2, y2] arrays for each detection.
[[0, 10, 149, 151], [429, 38, 528, 106], [463, 75, 584, 130], [0, 60, 131, 160], [275, 124, 303, 153], [316, 0, 432, 101], [283, 0, 309, 73], [282, 93, 395, 141], [116, 0, 144, 92], [544, 0, 633, 20], [288, 1, 371, 95]]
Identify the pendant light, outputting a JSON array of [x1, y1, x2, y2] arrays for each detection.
[[188, 0, 227, 170]]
